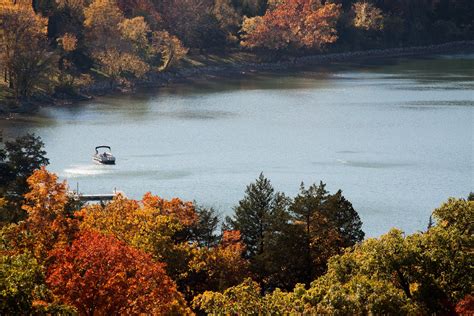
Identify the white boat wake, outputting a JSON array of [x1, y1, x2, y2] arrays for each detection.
[[62, 164, 114, 178]]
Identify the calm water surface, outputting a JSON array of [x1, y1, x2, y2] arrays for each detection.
[[2, 54, 473, 236]]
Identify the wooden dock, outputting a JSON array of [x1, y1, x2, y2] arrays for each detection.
[[68, 189, 125, 202]]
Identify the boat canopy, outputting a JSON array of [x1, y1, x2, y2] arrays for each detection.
[[95, 146, 112, 153]]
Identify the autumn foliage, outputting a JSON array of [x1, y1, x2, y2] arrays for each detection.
[[1, 168, 193, 313], [0, 0, 55, 99], [21, 167, 78, 259], [187, 230, 249, 294], [195, 198, 474, 315], [78, 192, 250, 301], [46, 230, 187, 315], [1, 163, 472, 314], [142, 192, 198, 226], [78, 193, 197, 280], [241, 0, 342, 51], [1, 0, 472, 100], [456, 294, 474, 314]]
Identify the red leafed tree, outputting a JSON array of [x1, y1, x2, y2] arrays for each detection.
[[456, 294, 474, 314], [46, 230, 188, 315], [241, 0, 341, 52]]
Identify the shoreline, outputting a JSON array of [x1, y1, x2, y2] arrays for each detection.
[[2, 40, 473, 116]]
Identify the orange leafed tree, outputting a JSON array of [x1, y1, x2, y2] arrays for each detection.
[[46, 230, 188, 315], [22, 167, 68, 219], [142, 192, 197, 226], [20, 167, 78, 259], [58, 33, 78, 52], [78, 192, 198, 252], [187, 230, 249, 295], [241, 0, 341, 52], [78, 193, 198, 281]]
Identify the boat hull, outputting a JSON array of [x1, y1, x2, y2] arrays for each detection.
[[93, 156, 116, 165]]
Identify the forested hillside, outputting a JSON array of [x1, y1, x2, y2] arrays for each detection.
[[1, 135, 473, 314], [0, 0, 473, 103]]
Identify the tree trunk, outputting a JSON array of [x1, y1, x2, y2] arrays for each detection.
[[162, 44, 175, 71], [8, 72, 13, 89], [306, 212, 312, 283], [396, 269, 412, 298]]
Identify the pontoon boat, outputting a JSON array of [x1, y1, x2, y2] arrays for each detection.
[[93, 146, 116, 165]]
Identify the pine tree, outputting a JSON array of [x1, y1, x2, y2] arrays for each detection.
[[226, 173, 291, 289], [190, 205, 220, 247], [289, 182, 364, 283], [0, 134, 49, 223], [227, 173, 277, 258], [289, 181, 330, 282], [427, 214, 434, 230], [324, 189, 365, 247]]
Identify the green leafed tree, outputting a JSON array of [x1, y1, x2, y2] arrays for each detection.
[[289, 182, 364, 283], [467, 192, 474, 201], [193, 278, 264, 315], [189, 205, 221, 247], [226, 173, 291, 288], [0, 253, 46, 314], [0, 252, 76, 314], [0, 134, 49, 223], [227, 173, 281, 258], [195, 198, 472, 315]]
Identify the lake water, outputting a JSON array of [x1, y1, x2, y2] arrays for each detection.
[[1, 54, 473, 236]]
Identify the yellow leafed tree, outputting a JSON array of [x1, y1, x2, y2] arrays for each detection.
[[352, 1, 384, 31], [84, 0, 187, 80], [0, 0, 57, 100], [78, 193, 197, 280], [19, 168, 78, 260]]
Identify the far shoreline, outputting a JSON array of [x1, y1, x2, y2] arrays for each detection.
[[1, 40, 473, 117]]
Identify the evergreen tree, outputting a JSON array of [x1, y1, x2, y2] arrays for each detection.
[[226, 173, 291, 288], [190, 205, 220, 247], [289, 182, 364, 283], [324, 189, 364, 247], [289, 181, 330, 283], [427, 214, 434, 230], [0, 134, 49, 223], [227, 173, 278, 258]]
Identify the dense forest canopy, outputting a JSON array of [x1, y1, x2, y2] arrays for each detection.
[[0, 135, 473, 314], [0, 0, 473, 102]]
